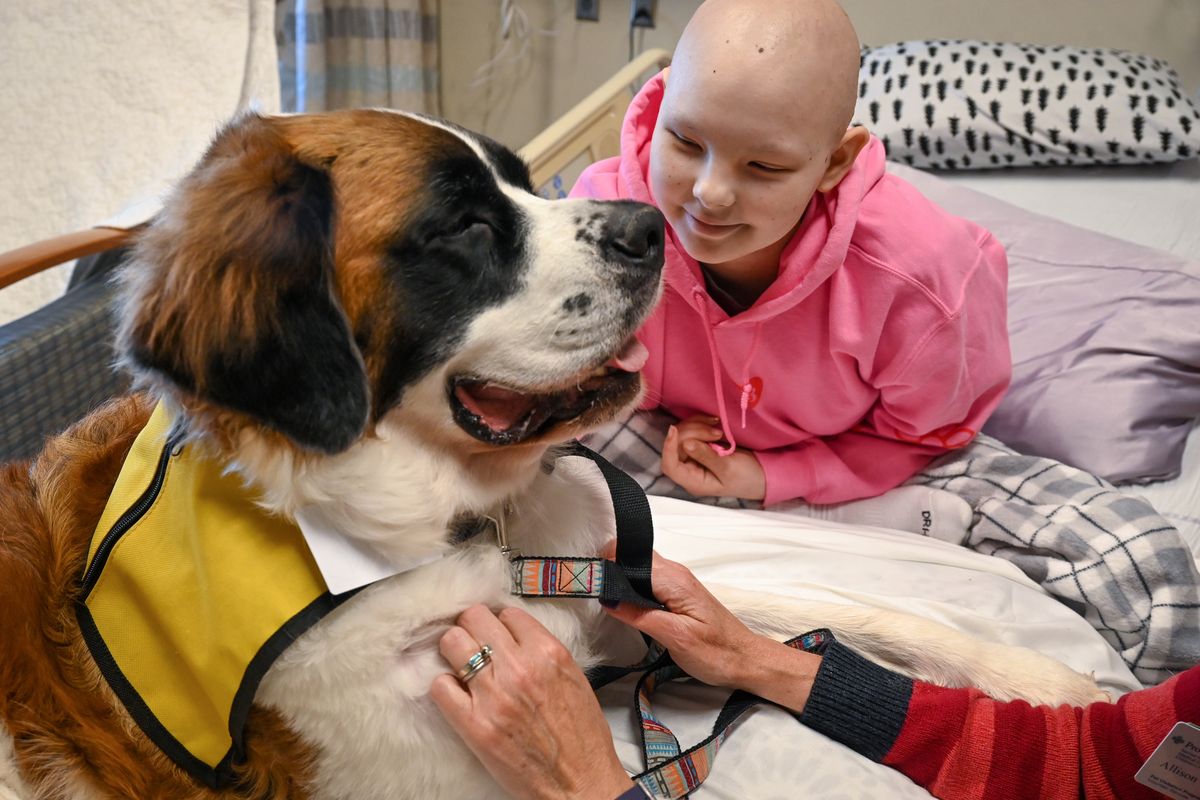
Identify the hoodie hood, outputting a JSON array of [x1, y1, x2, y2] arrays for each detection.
[[573, 72, 1012, 504], [617, 72, 889, 325]]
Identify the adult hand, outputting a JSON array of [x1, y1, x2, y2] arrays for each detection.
[[602, 545, 821, 712], [661, 416, 766, 501], [429, 605, 635, 800]]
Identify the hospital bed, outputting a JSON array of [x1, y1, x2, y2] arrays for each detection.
[[519, 46, 1200, 545], [1, 44, 1198, 799], [516, 47, 1200, 797]]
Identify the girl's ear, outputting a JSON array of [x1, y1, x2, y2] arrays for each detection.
[[817, 126, 872, 194]]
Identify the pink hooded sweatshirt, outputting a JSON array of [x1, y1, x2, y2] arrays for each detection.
[[571, 74, 1011, 505]]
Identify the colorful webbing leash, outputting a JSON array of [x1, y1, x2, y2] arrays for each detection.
[[507, 442, 835, 799], [507, 441, 663, 610], [623, 630, 832, 799]]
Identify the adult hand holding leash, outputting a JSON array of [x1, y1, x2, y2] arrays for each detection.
[[600, 544, 821, 713], [430, 604, 636, 800], [430, 550, 826, 800]]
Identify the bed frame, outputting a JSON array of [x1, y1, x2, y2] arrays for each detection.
[[518, 48, 670, 192]]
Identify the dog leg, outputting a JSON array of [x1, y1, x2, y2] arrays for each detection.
[[711, 586, 1110, 707]]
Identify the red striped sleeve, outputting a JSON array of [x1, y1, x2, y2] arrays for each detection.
[[883, 667, 1200, 799], [1084, 696, 1152, 798], [925, 697, 993, 800], [980, 699, 1046, 799], [1038, 704, 1084, 800], [1123, 674, 1193, 758], [799, 641, 1200, 799], [882, 682, 972, 787]]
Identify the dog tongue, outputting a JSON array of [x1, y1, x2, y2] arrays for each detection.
[[455, 383, 538, 432], [606, 338, 649, 372]]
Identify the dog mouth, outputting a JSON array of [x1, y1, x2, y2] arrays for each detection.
[[449, 338, 649, 446]]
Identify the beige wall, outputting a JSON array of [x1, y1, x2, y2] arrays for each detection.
[[440, 0, 1200, 151]]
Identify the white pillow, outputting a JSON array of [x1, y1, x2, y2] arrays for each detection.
[[854, 40, 1200, 169]]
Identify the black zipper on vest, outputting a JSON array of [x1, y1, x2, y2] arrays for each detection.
[[80, 439, 177, 598]]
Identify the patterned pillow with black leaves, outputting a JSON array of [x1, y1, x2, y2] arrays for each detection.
[[853, 39, 1200, 170]]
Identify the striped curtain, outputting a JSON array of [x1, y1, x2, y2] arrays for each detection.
[[277, 0, 440, 114]]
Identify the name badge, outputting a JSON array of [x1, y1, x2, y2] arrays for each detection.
[[1136, 721, 1200, 799]]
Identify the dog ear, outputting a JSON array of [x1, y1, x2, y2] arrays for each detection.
[[120, 113, 370, 453]]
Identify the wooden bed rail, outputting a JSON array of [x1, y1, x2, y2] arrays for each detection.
[[0, 226, 140, 291], [519, 48, 671, 191]]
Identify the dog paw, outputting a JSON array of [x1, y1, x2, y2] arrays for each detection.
[[966, 644, 1112, 707], [1032, 667, 1111, 707]]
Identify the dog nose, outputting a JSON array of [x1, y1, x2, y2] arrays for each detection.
[[601, 203, 664, 271]]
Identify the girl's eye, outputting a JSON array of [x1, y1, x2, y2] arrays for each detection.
[[750, 162, 786, 173], [670, 130, 700, 149]]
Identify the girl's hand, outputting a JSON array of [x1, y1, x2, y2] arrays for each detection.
[[661, 417, 766, 501]]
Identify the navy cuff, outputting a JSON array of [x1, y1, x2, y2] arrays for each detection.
[[797, 640, 914, 762], [613, 785, 649, 800]]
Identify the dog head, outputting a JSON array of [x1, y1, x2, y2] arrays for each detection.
[[118, 110, 663, 463]]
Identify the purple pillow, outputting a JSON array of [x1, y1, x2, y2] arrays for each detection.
[[891, 162, 1200, 483]]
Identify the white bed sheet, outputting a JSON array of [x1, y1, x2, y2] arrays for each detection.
[[932, 157, 1200, 261], [600, 497, 1140, 798]]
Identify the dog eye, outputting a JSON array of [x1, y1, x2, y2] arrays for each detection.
[[443, 218, 492, 240]]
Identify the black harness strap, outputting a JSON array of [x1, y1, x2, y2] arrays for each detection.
[[562, 441, 662, 609]]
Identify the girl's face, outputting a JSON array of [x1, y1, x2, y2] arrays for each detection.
[[649, 67, 834, 283]]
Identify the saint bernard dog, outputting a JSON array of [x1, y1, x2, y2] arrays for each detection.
[[0, 109, 1104, 800]]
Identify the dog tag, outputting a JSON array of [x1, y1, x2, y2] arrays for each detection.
[[1135, 722, 1200, 799]]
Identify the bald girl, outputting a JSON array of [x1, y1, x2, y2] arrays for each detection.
[[670, 0, 862, 146], [648, 0, 870, 311]]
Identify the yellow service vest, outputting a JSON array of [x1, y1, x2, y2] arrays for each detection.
[[77, 403, 352, 789]]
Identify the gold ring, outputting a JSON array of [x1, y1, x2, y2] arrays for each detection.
[[457, 644, 493, 684]]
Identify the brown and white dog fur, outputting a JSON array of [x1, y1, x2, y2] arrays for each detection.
[[0, 110, 1105, 800]]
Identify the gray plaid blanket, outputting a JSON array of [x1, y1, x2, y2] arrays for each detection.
[[587, 410, 1200, 685]]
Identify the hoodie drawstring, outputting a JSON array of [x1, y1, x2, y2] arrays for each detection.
[[738, 323, 763, 429], [694, 288, 738, 456], [694, 289, 765, 456]]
